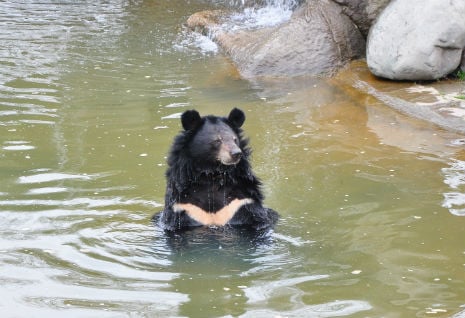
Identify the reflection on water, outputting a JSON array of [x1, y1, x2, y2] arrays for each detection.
[[0, 0, 465, 317], [442, 159, 465, 216]]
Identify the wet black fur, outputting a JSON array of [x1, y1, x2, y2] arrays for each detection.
[[154, 108, 278, 231]]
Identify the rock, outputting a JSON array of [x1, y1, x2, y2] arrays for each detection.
[[332, 0, 391, 37], [367, 0, 465, 80], [187, 0, 365, 78], [186, 10, 227, 35]]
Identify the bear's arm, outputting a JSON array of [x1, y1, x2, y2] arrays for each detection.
[[158, 181, 202, 231], [158, 206, 202, 231], [229, 202, 278, 230]]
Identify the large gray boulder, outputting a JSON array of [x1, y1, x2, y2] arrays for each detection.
[[367, 0, 465, 80], [187, 0, 365, 78]]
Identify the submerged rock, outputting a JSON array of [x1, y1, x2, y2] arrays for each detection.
[[187, 0, 365, 79], [335, 60, 465, 135], [367, 0, 465, 80]]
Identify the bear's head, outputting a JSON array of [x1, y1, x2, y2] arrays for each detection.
[[181, 108, 246, 166]]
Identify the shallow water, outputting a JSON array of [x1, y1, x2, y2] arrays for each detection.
[[1, 1, 465, 317]]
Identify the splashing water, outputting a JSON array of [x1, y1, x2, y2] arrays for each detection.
[[175, 31, 219, 54], [231, 0, 300, 10], [177, 0, 299, 54], [227, 6, 292, 30], [227, 0, 299, 31]]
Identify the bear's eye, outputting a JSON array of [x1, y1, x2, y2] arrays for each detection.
[[212, 138, 222, 146]]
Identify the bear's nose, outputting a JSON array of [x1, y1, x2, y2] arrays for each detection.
[[231, 149, 242, 162]]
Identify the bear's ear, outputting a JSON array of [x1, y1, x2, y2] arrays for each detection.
[[181, 110, 202, 131], [228, 108, 245, 128]]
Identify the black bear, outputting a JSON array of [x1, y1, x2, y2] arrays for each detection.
[[155, 108, 278, 231]]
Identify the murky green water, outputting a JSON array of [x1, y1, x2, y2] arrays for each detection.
[[1, 1, 465, 317]]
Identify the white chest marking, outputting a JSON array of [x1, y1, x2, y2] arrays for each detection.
[[173, 198, 254, 226]]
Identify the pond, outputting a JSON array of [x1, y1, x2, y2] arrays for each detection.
[[0, 1, 464, 317]]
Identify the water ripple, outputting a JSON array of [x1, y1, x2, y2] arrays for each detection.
[[241, 300, 372, 317], [18, 172, 93, 184], [243, 274, 330, 303], [0, 197, 161, 209], [3, 141, 35, 151]]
